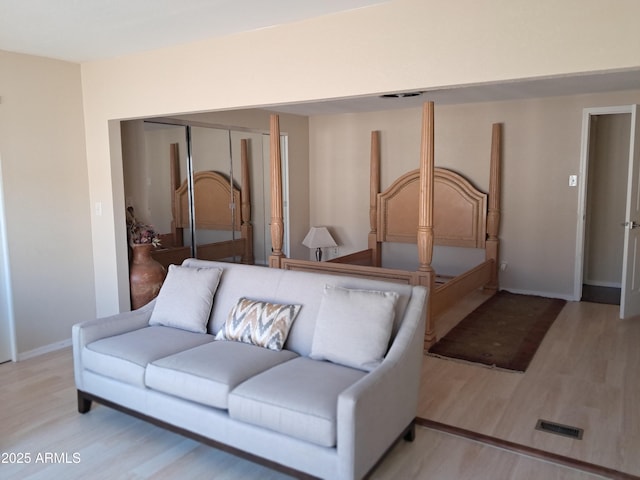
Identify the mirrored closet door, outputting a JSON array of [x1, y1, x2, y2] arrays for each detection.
[[121, 119, 289, 269]]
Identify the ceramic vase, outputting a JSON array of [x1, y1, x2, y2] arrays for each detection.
[[129, 243, 166, 309]]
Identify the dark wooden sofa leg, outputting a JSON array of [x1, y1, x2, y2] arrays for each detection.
[[403, 422, 416, 442], [77, 390, 92, 414]]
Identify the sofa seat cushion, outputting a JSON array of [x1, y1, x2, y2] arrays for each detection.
[[145, 341, 298, 409], [228, 357, 366, 447], [83, 326, 214, 387]]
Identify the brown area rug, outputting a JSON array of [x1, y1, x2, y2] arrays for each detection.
[[428, 291, 567, 372]]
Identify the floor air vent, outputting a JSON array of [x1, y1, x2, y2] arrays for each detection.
[[535, 419, 583, 440]]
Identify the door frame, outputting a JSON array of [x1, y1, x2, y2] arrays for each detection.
[[574, 105, 635, 311], [0, 154, 17, 362]]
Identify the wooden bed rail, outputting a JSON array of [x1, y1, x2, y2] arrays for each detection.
[[431, 260, 494, 318], [281, 258, 416, 284], [327, 248, 375, 266]]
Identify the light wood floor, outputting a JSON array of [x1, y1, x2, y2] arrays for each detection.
[[420, 291, 640, 479], [1, 296, 637, 479]]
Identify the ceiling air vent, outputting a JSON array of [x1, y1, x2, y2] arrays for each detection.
[[535, 419, 584, 440], [380, 91, 423, 98]]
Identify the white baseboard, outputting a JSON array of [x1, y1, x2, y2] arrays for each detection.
[[583, 279, 622, 289], [17, 338, 71, 362], [500, 287, 575, 302]]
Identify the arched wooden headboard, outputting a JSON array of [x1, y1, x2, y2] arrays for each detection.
[[377, 167, 487, 248], [174, 171, 241, 231]]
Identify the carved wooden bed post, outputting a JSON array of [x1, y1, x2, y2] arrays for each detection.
[[369, 131, 382, 267], [417, 102, 437, 347], [240, 139, 254, 265], [269, 114, 285, 268], [485, 123, 502, 292], [169, 143, 184, 248]]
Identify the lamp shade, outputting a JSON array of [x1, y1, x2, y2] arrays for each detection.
[[302, 227, 337, 249]]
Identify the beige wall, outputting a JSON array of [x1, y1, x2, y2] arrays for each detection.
[[0, 50, 95, 356], [80, 0, 640, 314], [309, 90, 640, 298]]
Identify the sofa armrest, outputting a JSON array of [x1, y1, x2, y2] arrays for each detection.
[[72, 301, 155, 389], [72, 300, 155, 349], [336, 285, 427, 480]]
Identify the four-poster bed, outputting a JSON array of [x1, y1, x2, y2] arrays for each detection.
[[151, 139, 254, 268], [267, 103, 502, 349]]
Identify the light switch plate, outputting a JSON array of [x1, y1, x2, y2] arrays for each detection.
[[569, 175, 578, 187]]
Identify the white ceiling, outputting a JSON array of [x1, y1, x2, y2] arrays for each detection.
[[0, 0, 387, 63], [1, 0, 639, 116]]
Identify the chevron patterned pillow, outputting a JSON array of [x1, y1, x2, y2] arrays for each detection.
[[215, 297, 301, 351]]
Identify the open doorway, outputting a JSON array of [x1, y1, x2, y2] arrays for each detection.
[[581, 113, 630, 305], [576, 104, 640, 318]]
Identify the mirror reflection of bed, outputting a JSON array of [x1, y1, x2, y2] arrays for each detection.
[[121, 120, 283, 272], [151, 140, 254, 268]]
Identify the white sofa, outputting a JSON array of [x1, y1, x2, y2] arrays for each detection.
[[72, 258, 427, 480]]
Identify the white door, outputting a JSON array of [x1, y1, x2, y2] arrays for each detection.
[[0, 256, 13, 363], [621, 105, 640, 318], [0, 155, 15, 362]]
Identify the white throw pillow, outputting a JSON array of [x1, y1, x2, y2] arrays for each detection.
[[148, 264, 223, 333], [310, 284, 399, 371]]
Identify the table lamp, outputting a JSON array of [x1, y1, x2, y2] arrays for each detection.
[[302, 226, 337, 261]]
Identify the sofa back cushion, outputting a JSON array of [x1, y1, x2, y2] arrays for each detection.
[[149, 264, 223, 333], [181, 259, 414, 357], [309, 285, 399, 371]]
